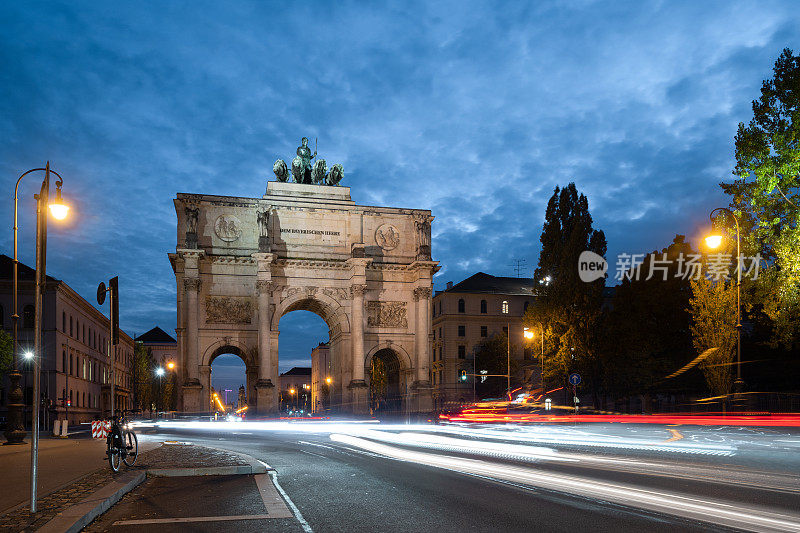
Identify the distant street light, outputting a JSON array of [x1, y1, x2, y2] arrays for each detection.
[[705, 207, 744, 396], [325, 377, 332, 385], [155, 367, 165, 415], [23, 351, 34, 361], [524, 324, 545, 395], [167, 361, 175, 371], [155, 367, 165, 377]]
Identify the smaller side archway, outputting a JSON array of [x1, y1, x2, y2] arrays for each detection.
[[201, 342, 257, 413], [365, 345, 410, 417]]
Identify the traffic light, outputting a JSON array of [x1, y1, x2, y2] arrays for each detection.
[[460, 369, 467, 381], [109, 276, 119, 346]]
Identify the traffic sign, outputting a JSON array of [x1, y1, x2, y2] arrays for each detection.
[[97, 282, 106, 305], [568, 373, 582, 386]]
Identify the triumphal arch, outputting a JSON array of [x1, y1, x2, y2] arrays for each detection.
[[169, 140, 438, 415]]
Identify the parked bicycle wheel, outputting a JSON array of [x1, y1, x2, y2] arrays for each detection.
[[122, 431, 138, 466], [107, 437, 122, 472]]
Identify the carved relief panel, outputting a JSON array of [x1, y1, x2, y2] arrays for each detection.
[[366, 301, 408, 328], [205, 296, 253, 324]]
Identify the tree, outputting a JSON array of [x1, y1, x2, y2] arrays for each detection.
[[0, 330, 12, 379], [688, 277, 737, 397], [721, 48, 800, 345], [601, 236, 697, 400], [133, 343, 153, 415], [527, 183, 607, 405]]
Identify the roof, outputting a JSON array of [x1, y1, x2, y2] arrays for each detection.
[[442, 272, 537, 296], [135, 326, 177, 344], [0, 254, 58, 282], [280, 367, 311, 376]]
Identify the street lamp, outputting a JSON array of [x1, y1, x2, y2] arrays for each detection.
[[524, 324, 545, 396], [5, 163, 68, 515], [167, 361, 175, 371], [705, 207, 744, 395], [155, 367, 165, 415]]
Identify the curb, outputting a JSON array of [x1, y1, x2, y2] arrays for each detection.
[[35, 444, 270, 532], [36, 471, 145, 533]]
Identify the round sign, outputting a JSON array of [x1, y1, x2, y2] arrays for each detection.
[[97, 282, 106, 305], [568, 373, 581, 386]]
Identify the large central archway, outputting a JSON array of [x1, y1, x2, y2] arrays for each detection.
[[170, 180, 438, 415]]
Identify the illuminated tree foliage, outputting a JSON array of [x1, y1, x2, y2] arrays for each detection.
[[528, 183, 606, 399], [0, 329, 12, 378], [133, 343, 153, 414], [721, 48, 800, 345], [688, 278, 737, 397]]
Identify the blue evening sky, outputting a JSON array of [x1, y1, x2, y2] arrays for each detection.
[[2, 1, 798, 389]]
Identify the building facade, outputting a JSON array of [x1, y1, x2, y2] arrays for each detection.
[[278, 367, 311, 412], [431, 272, 538, 409], [310, 342, 331, 413], [0, 255, 134, 427]]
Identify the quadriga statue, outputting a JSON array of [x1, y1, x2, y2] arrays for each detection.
[[327, 164, 344, 186], [311, 159, 327, 185], [273, 159, 289, 182]]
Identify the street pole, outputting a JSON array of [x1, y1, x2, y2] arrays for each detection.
[[30, 169, 49, 512], [506, 322, 510, 400], [540, 323, 545, 395]]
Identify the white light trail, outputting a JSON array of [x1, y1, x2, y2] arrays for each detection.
[[330, 434, 800, 533]]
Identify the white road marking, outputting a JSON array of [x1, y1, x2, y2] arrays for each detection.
[[268, 469, 313, 533]]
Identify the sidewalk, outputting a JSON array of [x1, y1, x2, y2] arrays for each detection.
[[0, 437, 269, 532], [0, 432, 160, 529]]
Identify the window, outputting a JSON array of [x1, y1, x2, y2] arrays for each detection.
[[62, 350, 66, 373], [458, 325, 465, 337], [481, 326, 487, 337], [82, 392, 85, 407], [82, 324, 85, 344], [458, 345, 466, 359], [69, 390, 73, 406], [439, 327, 442, 340], [480, 300, 487, 314], [438, 301, 442, 315], [69, 354, 73, 375], [23, 305, 34, 329], [62, 312, 66, 332], [432, 329, 436, 341], [88, 393, 92, 409], [70, 316, 73, 336], [458, 299, 465, 313], [439, 347, 442, 360], [502, 300, 509, 314]]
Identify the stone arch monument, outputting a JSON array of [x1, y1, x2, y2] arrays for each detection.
[[169, 143, 438, 415]]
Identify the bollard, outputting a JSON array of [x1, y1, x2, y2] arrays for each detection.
[[52, 419, 61, 437]]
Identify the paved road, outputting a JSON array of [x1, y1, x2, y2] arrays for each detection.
[[120, 420, 800, 533]]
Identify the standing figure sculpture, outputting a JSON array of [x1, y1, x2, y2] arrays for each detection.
[[291, 137, 316, 184]]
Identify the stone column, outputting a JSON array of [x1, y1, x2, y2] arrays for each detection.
[[182, 276, 203, 411], [346, 257, 370, 414], [252, 252, 277, 414], [350, 284, 367, 383], [411, 286, 433, 414], [414, 287, 433, 383]]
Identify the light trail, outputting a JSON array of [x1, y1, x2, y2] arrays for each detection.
[[330, 434, 800, 533]]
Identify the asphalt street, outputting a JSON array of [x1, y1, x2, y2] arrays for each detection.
[[102, 421, 800, 533]]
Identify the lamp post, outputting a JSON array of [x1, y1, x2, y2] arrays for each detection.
[[705, 207, 744, 396], [5, 163, 68, 515], [155, 367, 165, 416]]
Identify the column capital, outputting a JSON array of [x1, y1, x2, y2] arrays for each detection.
[[350, 284, 368, 299], [413, 287, 432, 301], [184, 277, 202, 291], [256, 279, 276, 296], [251, 252, 275, 265]]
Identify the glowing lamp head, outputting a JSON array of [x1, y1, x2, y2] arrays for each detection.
[[523, 328, 534, 340], [325, 377, 332, 384], [48, 187, 69, 220], [23, 351, 34, 361], [705, 234, 723, 249], [155, 367, 165, 377], [167, 362, 175, 370], [289, 388, 296, 395]]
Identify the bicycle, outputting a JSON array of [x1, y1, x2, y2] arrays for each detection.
[[105, 410, 138, 472]]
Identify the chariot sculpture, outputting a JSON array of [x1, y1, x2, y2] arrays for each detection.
[[272, 137, 345, 186]]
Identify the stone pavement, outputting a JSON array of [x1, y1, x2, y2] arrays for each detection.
[[0, 436, 253, 532]]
